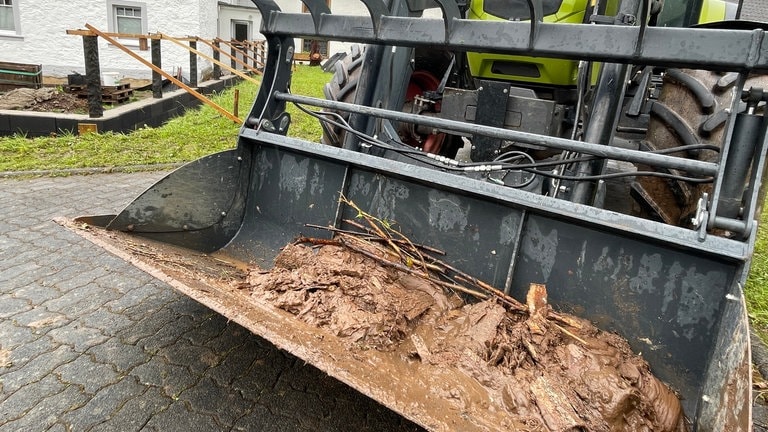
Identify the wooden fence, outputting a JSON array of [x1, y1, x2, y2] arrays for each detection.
[[66, 26, 266, 121]]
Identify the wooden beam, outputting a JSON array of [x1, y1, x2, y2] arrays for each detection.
[[198, 38, 262, 76], [83, 24, 241, 124], [161, 34, 260, 84], [216, 38, 265, 70], [66, 29, 196, 42]]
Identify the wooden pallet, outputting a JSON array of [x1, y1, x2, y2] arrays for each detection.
[[67, 84, 133, 104], [0, 61, 42, 91]]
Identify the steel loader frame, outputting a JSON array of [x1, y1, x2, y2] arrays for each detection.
[[74, 0, 768, 430]]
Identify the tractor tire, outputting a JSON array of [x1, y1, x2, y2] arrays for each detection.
[[631, 69, 767, 227], [320, 45, 365, 147], [320, 46, 463, 157]]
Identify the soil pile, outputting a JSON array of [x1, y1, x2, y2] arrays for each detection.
[[0, 87, 87, 112], [246, 242, 688, 432]]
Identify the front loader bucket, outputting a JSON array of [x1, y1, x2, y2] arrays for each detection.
[[67, 129, 752, 431]]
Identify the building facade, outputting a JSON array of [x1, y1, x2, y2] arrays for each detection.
[[0, 0, 384, 81]]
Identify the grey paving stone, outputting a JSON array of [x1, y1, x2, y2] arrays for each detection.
[[105, 283, 167, 314], [180, 376, 252, 426], [60, 376, 145, 431], [183, 313, 229, 347], [143, 400, 221, 432], [118, 291, 180, 323], [115, 312, 178, 346], [87, 337, 151, 374], [11, 283, 63, 305], [89, 387, 170, 432], [231, 351, 290, 402], [0, 374, 65, 424], [206, 338, 264, 387], [54, 354, 120, 395], [259, 384, 330, 424], [50, 266, 113, 293], [139, 315, 196, 353], [42, 282, 115, 317], [1, 334, 57, 373], [0, 345, 79, 396], [78, 308, 135, 336], [0, 318, 41, 348], [46, 320, 109, 353], [0, 384, 89, 432], [105, 275, 162, 298], [156, 338, 220, 375], [230, 403, 306, 432], [129, 358, 199, 398], [42, 422, 67, 432], [0, 262, 42, 289], [166, 298, 215, 321], [205, 321, 260, 354], [12, 306, 69, 333], [741, 0, 768, 21], [0, 295, 32, 319]]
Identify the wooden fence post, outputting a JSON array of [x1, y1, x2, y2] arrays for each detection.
[[82, 35, 103, 118], [189, 40, 198, 87], [151, 38, 162, 98], [230, 43, 237, 70], [213, 40, 221, 79]]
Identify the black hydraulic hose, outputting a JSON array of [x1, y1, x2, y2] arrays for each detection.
[[276, 91, 719, 176]]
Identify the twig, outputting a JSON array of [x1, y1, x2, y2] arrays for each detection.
[[341, 196, 406, 262], [304, 223, 376, 239], [553, 322, 588, 345], [342, 219, 446, 256], [294, 236, 341, 247], [338, 236, 487, 300]]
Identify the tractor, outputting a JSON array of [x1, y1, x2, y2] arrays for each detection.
[[66, 0, 768, 429]]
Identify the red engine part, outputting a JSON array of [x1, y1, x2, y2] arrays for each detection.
[[402, 70, 446, 154]]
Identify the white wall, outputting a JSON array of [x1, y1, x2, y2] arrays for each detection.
[[218, 4, 263, 42], [0, 0, 216, 80]]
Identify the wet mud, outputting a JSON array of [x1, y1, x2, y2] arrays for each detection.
[[245, 243, 688, 432]]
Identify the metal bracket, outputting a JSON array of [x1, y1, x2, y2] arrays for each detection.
[[249, 0, 281, 27], [360, 0, 390, 34], [300, 0, 331, 32], [432, 0, 461, 41], [692, 192, 710, 242]]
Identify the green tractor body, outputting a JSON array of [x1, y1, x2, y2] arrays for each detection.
[[467, 0, 736, 88]]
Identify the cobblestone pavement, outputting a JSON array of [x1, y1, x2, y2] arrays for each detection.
[[0, 172, 422, 432], [741, 0, 768, 22]]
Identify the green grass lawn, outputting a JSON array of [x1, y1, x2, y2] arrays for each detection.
[[2, 64, 768, 339], [748, 216, 768, 337]]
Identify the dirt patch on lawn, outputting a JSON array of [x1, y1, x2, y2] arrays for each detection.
[[0, 88, 88, 113]]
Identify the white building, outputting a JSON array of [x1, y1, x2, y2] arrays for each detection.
[[0, 0, 376, 81]]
